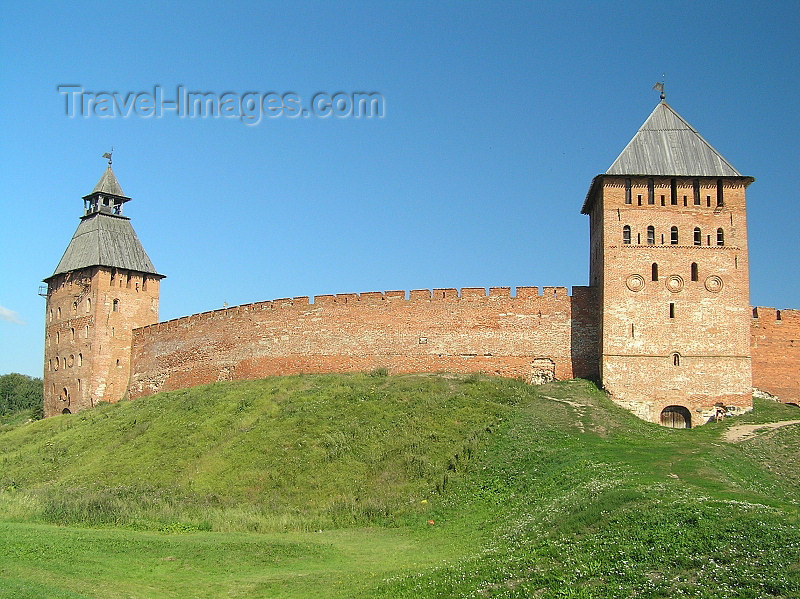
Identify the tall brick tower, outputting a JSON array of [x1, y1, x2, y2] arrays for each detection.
[[582, 99, 753, 427], [43, 159, 164, 417]]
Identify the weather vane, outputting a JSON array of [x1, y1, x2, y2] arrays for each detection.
[[102, 147, 114, 165], [653, 74, 665, 100]]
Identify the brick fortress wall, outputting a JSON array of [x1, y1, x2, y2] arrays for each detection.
[[751, 308, 800, 404], [128, 286, 599, 398]]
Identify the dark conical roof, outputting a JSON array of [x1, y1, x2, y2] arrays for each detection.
[[91, 165, 127, 197], [606, 101, 742, 177]]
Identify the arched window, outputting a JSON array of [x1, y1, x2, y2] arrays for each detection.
[[57, 307, 61, 319], [70, 328, 75, 341], [693, 227, 701, 246], [78, 353, 82, 366], [691, 262, 699, 282], [647, 226, 655, 245], [54, 358, 59, 371], [49, 309, 53, 322], [113, 299, 120, 312], [86, 298, 91, 312], [72, 302, 77, 314], [672, 353, 681, 366], [56, 331, 60, 344], [622, 225, 631, 245], [670, 226, 678, 245], [717, 228, 724, 246], [651, 263, 659, 282], [85, 325, 89, 338]]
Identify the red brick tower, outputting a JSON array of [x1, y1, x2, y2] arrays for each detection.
[[43, 159, 164, 416], [582, 99, 753, 427]]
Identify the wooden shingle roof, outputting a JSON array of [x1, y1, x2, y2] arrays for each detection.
[[48, 212, 162, 279], [46, 167, 163, 280], [582, 101, 751, 214], [606, 100, 742, 177], [91, 165, 127, 197]]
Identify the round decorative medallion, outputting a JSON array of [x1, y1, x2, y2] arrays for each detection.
[[626, 274, 645, 292], [705, 275, 723, 293], [665, 275, 684, 293]]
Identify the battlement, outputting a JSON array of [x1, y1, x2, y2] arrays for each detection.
[[752, 307, 800, 323], [133, 285, 592, 339]]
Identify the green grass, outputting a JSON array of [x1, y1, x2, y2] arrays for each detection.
[[1, 373, 798, 598]]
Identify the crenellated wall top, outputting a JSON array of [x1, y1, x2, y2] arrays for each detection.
[[752, 307, 799, 324], [133, 285, 595, 337]]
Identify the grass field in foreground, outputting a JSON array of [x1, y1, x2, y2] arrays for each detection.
[[1, 373, 798, 598]]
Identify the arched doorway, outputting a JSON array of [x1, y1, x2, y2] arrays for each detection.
[[660, 405, 691, 428], [62, 408, 71, 414]]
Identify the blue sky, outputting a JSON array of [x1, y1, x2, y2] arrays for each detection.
[[1, 1, 798, 378]]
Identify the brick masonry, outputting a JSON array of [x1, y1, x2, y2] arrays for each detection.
[[44, 120, 800, 424], [585, 176, 757, 425], [44, 182, 799, 423], [751, 308, 800, 404], [128, 286, 599, 399], [44, 266, 159, 416]]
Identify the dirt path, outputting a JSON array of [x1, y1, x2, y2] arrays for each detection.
[[541, 395, 587, 433], [723, 420, 800, 443]]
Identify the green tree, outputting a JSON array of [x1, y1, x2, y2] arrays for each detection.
[[0, 373, 44, 418]]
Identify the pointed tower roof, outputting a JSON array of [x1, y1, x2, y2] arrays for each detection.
[[46, 166, 163, 281], [582, 101, 752, 213], [606, 100, 742, 177], [91, 165, 127, 197]]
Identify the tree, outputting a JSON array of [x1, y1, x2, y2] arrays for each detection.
[[0, 373, 44, 418]]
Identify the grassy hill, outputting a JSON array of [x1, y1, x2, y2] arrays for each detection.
[[0, 373, 798, 598]]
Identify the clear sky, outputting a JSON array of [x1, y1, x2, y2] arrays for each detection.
[[1, 1, 798, 378]]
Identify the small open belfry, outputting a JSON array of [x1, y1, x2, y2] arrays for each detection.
[[43, 101, 799, 425]]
